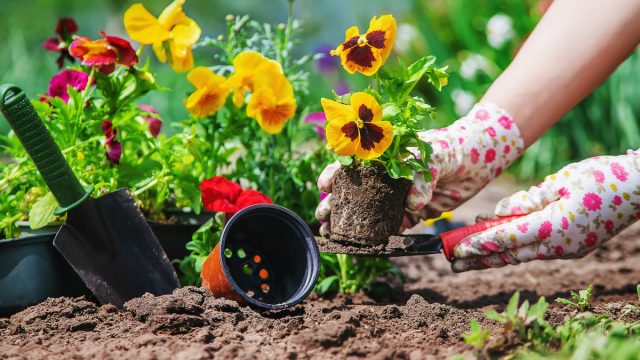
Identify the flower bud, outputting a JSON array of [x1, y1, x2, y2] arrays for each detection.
[[135, 70, 156, 85], [277, 23, 286, 30], [225, 14, 235, 22], [217, 35, 224, 41]]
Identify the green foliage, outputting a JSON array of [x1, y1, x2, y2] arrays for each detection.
[[555, 285, 593, 312], [484, 292, 553, 346], [463, 319, 491, 351], [178, 213, 225, 286], [314, 253, 404, 296]]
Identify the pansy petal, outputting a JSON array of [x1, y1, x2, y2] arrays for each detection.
[[152, 42, 168, 63], [124, 4, 170, 44], [158, 0, 187, 28], [339, 45, 382, 76], [169, 45, 194, 72], [331, 26, 360, 55], [350, 92, 382, 123], [321, 98, 356, 123], [355, 120, 393, 160], [171, 17, 202, 49], [187, 66, 215, 88], [326, 117, 358, 156], [366, 14, 396, 63]]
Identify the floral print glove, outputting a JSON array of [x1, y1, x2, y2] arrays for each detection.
[[316, 102, 525, 234], [451, 150, 640, 272]]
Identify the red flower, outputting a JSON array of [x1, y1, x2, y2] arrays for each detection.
[[484, 149, 496, 163], [604, 220, 614, 233], [69, 31, 138, 74], [235, 189, 273, 210], [44, 69, 90, 103], [200, 177, 272, 216], [554, 246, 564, 256], [139, 104, 162, 138], [585, 232, 598, 247], [538, 221, 552, 240], [43, 18, 78, 68], [200, 177, 243, 213]]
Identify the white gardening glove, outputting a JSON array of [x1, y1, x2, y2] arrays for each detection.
[[452, 150, 640, 272], [316, 102, 525, 235]]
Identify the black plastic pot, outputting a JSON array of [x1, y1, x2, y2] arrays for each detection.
[[148, 222, 202, 262], [201, 205, 320, 309], [0, 234, 90, 316]]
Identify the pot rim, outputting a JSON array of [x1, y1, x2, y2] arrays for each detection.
[[219, 204, 320, 310], [0, 233, 56, 249]]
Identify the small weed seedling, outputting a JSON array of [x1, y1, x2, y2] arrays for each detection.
[[620, 284, 640, 318], [555, 285, 593, 312], [485, 292, 553, 345], [462, 319, 491, 359]]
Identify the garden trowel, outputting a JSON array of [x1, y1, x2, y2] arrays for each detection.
[[316, 215, 524, 259], [0, 84, 179, 307]]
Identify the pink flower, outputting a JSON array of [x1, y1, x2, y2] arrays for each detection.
[[582, 193, 602, 211], [604, 220, 614, 233], [438, 140, 450, 149], [497, 116, 513, 129], [593, 170, 605, 183], [486, 126, 496, 137], [304, 112, 326, 140], [610, 162, 628, 182], [538, 221, 552, 239], [554, 246, 564, 256], [557, 187, 570, 199], [102, 120, 122, 166], [613, 195, 622, 206], [45, 69, 90, 103], [499, 253, 511, 264], [517, 222, 529, 233], [503, 145, 511, 154], [43, 18, 78, 68], [561, 217, 569, 230], [484, 149, 496, 163], [481, 241, 500, 253], [584, 232, 598, 247], [458, 137, 464, 144], [139, 104, 162, 138], [475, 109, 489, 121], [494, 167, 503, 177], [470, 148, 480, 164]]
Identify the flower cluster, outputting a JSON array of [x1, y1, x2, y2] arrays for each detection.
[[322, 15, 447, 179], [184, 51, 297, 135], [200, 176, 272, 216], [43, 18, 78, 68], [69, 31, 138, 74]]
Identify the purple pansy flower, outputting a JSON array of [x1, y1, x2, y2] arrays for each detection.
[[139, 104, 163, 138], [45, 69, 90, 103]]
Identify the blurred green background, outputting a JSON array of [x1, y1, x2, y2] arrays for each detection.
[[1, 0, 638, 180]]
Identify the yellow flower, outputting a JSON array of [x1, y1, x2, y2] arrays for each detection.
[[331, 15, 396, 76], [124, 0, 201, 72], [321, 92, 393, 160], [223, 51, 282, 108], [184, 67, 230, 118], [246, 72, 296, 135]]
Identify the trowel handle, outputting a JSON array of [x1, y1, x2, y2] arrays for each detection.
[[441, 215, 525, 261], [0, 84, 92, 214]]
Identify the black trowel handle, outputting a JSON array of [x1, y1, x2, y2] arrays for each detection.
[[0, 84, 92, 214]]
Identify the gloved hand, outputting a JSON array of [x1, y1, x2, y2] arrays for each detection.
[[316, 102, 525, 235], [451, 150, 640, 272]]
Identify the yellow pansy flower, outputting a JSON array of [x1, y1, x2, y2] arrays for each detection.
[[321, 92, 393, 160], [331, 15, 396, 76], [184, 67, 230, 118], [246, 72, 296, 135], [223, 51, 282, 108], [124, 0, 201, 72]]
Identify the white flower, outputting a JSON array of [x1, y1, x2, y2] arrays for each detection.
[[486, 14, 514, 49], [452, 89, 475, 116], [395, 23, 418, 54], [460, 53, 490, 79]]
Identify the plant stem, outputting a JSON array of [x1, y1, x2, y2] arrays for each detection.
[[71, 66, 96, 145]]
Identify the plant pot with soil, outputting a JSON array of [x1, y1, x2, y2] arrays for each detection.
[[320, 56, 448, 248]]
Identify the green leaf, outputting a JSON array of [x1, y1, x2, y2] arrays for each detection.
[[406, 55, 436, 83], [485, 309, 503, 322], [507, 291, 520, 317], [316, 275, 339, 294], [29, 192, 58, 229], [337, 156, 353, 166]]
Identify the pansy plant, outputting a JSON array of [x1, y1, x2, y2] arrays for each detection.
[[323, 14, 449, 180]]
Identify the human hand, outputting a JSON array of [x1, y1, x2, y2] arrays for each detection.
[[315, 102, 524, 236], [451, 150, 640, 272]]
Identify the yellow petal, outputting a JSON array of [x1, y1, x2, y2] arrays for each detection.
[[321, 98, 356, 123], [158, 0, 187, 28], [354, 121, 393, 160], [331, 26, 361, 56], [171, 17, 201, 49], [187, 66, 215, 88], [124, 4, 170, 44], [153, 42, 168, 63], [350, 92, 382, 123], [326, 117, 358, 156], [247, 81, 296, 134], [366, 14, 396, 63], [170, 46, 194, 72]]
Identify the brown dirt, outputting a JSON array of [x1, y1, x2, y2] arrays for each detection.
[[331, 166, 411, 246], [2, 182, 640, 359]]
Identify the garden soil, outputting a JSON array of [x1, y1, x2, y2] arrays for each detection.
[[2, 180, 640, 360]]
